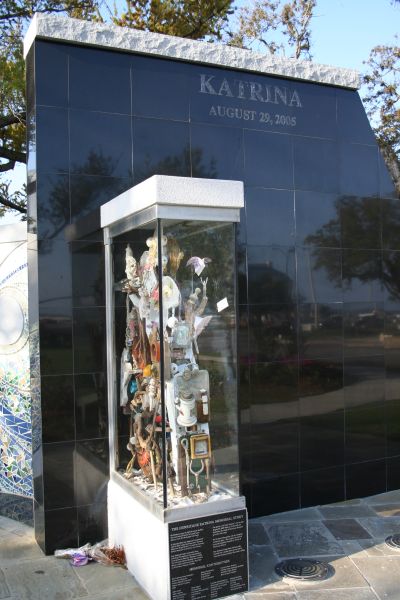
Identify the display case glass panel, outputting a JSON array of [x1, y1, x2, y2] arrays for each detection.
[[109, 216, 239, 509]]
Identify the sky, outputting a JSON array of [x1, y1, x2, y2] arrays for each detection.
[[310, 0, 399, 71], [1, 0, 399, 225]]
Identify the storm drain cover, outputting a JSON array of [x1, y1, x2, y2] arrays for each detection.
[[385, 534, 400, 549], [275, 558, 333, 581]]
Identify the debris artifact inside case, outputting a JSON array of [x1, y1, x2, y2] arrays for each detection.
[[113, 219, 239, 508]]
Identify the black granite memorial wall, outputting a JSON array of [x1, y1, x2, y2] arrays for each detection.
[[27, 38, 399, 552]]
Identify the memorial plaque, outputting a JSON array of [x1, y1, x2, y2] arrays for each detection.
[[168, 509, 248, 600]]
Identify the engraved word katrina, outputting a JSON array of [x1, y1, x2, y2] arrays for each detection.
[[199, 74, 302, 127]]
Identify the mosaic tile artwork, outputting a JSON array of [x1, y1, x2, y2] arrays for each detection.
[[30, 370, 42, 455], [0, 491, 33, 524], [0, 240, 32, 498]]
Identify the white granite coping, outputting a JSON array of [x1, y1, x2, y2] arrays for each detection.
[[101, 175, 244, 228], [24, 13, 360, 89]]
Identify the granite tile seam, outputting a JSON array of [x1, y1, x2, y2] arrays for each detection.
[[23, 13, 360, 89], [347, 556, 390, 600]]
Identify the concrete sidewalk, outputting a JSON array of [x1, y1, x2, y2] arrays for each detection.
[[2, 490, 400, 599]]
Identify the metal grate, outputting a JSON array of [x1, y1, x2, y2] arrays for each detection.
[[275, 558, 333, 581], [385, 534, 400, 549]]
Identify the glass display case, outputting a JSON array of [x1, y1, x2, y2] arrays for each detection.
[[103, 176, 244, 511]]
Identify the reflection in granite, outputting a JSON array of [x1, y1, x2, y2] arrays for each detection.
[[248, 522, 270, 546], [42, 442, 75, 510], [299, 303, 343, 360], [71, 241, 105, 307], [345, 404, 386, 463], [70, 112, 132, 178], [343, 303, 384, 358], [36, 174, 69, 239], [249, 304, 297, 362], [73, 307, 106, 374], [246, 190, 295, 247], [248, 545, 292, 592], [132, 54, 190, 120], [77, 502, 107, 545], [38, 299, 73, 376], [75, 438, 109, 506], [251, 475, 301, 518], [191, 123, 243, 181], [300, 413, 344, 472], [244, 128, 293, 189], [301, 466, 345, 508], [346, 460, 386, 500], [318, 505, 376, 519], [340, 144, 379, 197], [297, 247, 342, 304], [69, 44, 131, 114], [41, 375, 74, 443], [36, 107, 69, 174], [341, 196, 381, 249], [293, 136, 338, 193], [337, 89, 376, 145], [44, 507, 79, 554], [357, 517, 400, 538], [371, 504, 400, 517], [74, 373, 107, 440], [267, 522, 344, 558], [296, 191, 341, 248], [260, 507, 321, 523], [71, 173, 132, 222], [323, 518, 372, 540], [344, 356, 385, 409], [29, 35, 400, 554], [132, 118, 190, 183], [247, 245, 296, 305]]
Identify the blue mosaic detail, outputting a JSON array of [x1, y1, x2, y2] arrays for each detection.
[[0, 492, 33, 524], [30, 370, 42, 455], [0, 364, 32, 498], [0, 256, 32, 499]]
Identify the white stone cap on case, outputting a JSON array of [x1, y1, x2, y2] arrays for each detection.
[[100, 175, 244, 229], [24, 13, 360, 89]]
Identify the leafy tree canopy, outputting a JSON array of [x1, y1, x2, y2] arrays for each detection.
[[229, 0, 316, 59], [111, 0, 234, 40], [306, 196, 400, 302], [362, 40, 400, 197], [1, 0, 399, 217], [0, 0, 101, 213], [0, 0, 235, 215]]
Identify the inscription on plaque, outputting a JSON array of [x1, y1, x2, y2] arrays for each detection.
[[169, 509, 248, 600], [199, 73, 302, 130]]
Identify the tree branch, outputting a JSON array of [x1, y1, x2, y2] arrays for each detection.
[[0, 112, 26, 128], [181, 0, 232, 39], [0, 160, 15, 173], [0, 193, 27, 213], [0, 146, 26, 164], [0, 5, 75, 21]]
